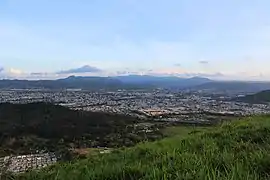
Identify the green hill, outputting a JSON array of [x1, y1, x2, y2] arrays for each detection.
[[14, 115, 270, 180], [0, 102, 163, 158], [236, 90, 270, 103]]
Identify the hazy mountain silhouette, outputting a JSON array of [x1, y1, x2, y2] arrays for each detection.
[[115, 75, 211, 88], [0, 75, 211, 90], [1, 75, 269, 92], [57, 65, 102, 74]]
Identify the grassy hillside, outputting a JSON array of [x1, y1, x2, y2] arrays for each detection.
[[12, 115, 270, 180]]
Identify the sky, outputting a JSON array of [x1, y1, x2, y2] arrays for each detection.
[[0, 0, 270, 80]]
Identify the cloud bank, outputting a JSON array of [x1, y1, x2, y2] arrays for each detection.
[[0, 65, 269, 82]]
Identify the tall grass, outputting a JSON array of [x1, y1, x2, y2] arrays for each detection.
[[12, 115, 270, 180]]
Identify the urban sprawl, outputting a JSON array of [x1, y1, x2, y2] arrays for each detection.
[[1, 89, 269, 125], [1, 89, 270, 173]]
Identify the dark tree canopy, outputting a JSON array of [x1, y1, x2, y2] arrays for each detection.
[[0, 102, 163, 157]]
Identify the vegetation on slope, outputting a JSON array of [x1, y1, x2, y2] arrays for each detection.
[[14, 115, 270, 180], [236, 90, 270, 103], [0, 102, 163, 158], [192, 82, 270, 93]]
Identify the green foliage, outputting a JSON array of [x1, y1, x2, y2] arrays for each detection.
[[237, 90, 270, 103], [0, 102, 163, 157], [14, 115, 270, 180]]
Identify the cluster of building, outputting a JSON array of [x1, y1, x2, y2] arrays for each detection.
[[0, 153, 57, 174], [0, 89, 270, 121], [0, 89, 270, 174]]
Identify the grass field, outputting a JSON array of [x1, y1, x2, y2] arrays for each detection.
[[10, 115, 270, 180]]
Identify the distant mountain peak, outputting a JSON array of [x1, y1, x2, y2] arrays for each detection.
[[57, 65, 102, 74], [80, 65, 96, 69], [189, 76, 210, 80]]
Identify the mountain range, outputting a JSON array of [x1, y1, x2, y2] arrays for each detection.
[[0, 75, 270, 93], [0, 75, 210, 90]]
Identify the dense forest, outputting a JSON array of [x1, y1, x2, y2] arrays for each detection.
[[0, 103, 164, 159]]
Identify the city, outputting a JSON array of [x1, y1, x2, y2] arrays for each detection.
[[1, 89, 269, 125], [2, 0, 270, 178]]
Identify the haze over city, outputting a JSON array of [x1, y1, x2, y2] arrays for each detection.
[[0, 0, 270, 80]]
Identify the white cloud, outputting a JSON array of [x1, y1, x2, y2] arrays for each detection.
[[1, 1, 270, 80], [8, 68, 24, 75], [0, 65, 269, 81]]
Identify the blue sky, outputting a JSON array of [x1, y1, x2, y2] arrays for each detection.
[[0, 0, 270, 80]]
